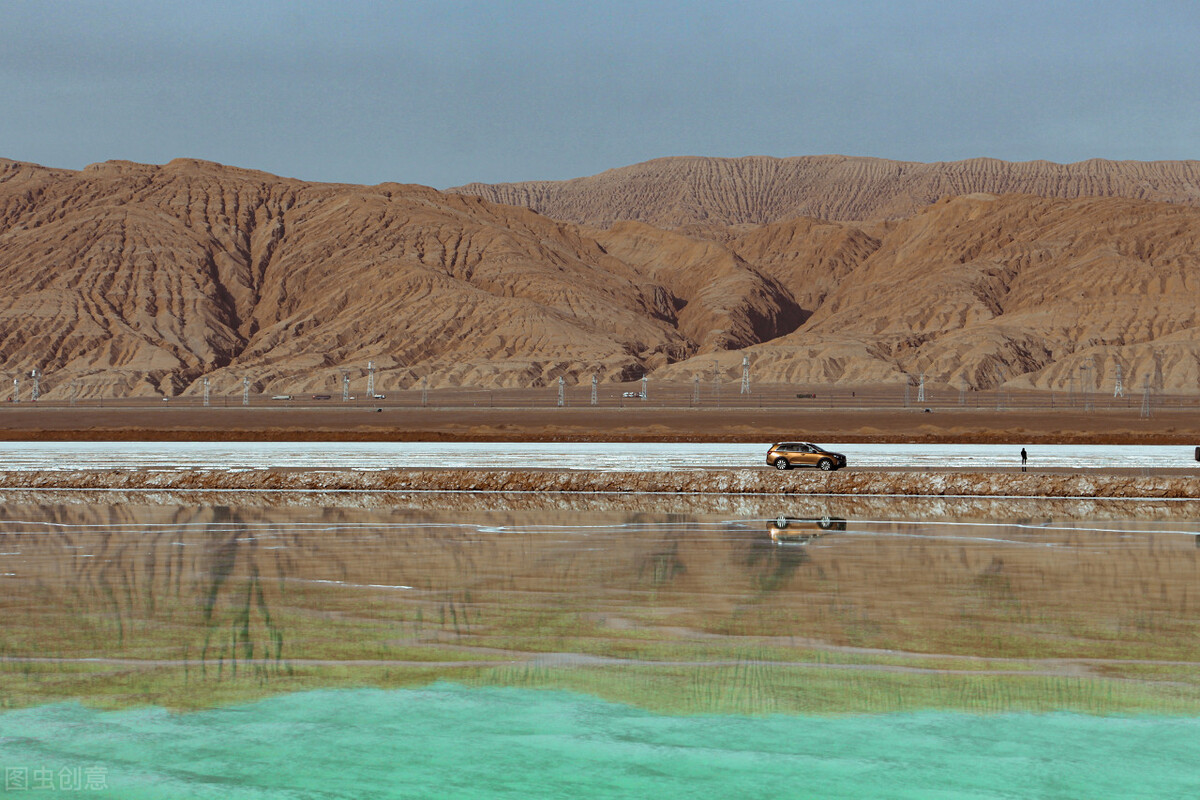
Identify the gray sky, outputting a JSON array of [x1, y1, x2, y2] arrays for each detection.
[[2, 0, 1197, 188]]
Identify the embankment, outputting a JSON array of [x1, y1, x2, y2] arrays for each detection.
[[1, 468, 1197, 499]]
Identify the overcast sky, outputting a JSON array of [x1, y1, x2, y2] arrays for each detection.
[[2, 0, 1197, 188]]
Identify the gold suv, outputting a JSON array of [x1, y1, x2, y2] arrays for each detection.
[[766, 442, 847, 471]]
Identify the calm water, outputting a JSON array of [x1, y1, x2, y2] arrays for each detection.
[[2, 497, 1199, 796], [3, 686, 1199, 799]]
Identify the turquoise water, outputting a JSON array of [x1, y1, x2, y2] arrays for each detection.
[[1, 685, 1196, 799]]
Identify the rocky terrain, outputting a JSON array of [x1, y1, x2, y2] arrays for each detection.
[[1, 156, 1198, 398]]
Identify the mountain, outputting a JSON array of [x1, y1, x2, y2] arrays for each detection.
[[1, 157, 1197, 397], [450, 155, 1200, 226]]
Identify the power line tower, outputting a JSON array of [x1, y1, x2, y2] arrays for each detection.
[[11, 376, 18, 403], [1113, 362, 1124, 398], [1082, 358, 1094, 412], [712, 361, 721, 407], [30, 368, 40, 402], [202, 377, 210, 407], [366, 361, 376, 399], [421, 376, 428, 407], [640, 374, 648, 400], [959, 378, 966, 406], [557, 376, 565, 407], [740, 355, 750, 395], [692, 374, 700, 406], [917, 372, 926, 404], [1140, 375, 1152, 418], [242, 376, 250, 406], [591, 374, 598, 406], [341, 371, 351, 402]]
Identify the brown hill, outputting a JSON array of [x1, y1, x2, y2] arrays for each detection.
[[1, 157, 1198, 398], [451, 155, 1200, 226], [0, 158, 798, 397]]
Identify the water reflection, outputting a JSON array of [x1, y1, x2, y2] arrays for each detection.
[[1, 500, 1199, 714]]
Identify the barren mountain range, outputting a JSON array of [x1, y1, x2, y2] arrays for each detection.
[[452, 155, 1200, 226], [1, 155, 1198, 398]]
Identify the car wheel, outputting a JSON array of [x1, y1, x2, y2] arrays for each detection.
[[817, 458, 833, 471], [774, 458, 790, 470]]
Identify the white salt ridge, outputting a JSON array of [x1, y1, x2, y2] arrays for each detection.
[[0, 442, 1194, 471]]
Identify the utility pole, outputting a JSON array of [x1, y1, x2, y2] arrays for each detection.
[[11, 376, 18, 403], [30, 368, 40, 402], [591, 374, 598, 406], [640, 374, 648, 400], [202, 377, 210, 407], [740, 355, 750, 395], [342, 371, 350, 402], [917, 372, 925, 404], [242, 376, 250, 406], [692, 374, 700, 406], [366, 361, 376, 399], [1140, 376, 1152, 418], [557, 376, 565, 407], [421, 376, 428, 407], [1113, 363, 1124, 398]]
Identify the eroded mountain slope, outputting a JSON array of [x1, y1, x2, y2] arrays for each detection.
[[452, 155, 1200, 226]]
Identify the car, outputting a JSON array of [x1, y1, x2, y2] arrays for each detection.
[[766, 442, 847, 471], [622, 391, 645, 398]]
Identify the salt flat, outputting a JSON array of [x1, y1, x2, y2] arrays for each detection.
[[0, 441, 1193, 471]]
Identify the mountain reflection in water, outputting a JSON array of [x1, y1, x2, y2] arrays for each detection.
[[1, 499, 1200, 714]]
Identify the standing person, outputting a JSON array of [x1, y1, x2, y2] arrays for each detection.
[[1020, 447, 1028, 472]]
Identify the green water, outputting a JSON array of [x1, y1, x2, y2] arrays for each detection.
[[1, 684, 1196, 799]]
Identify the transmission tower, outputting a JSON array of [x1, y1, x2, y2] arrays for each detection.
[[959, 378, 966, 406], [1113, 363, 1124, 398], [30, 368, 40, 402], [421, 376, 428, 407], [1140, 376, 1152, 418], [1082, 358, 1094, 412], [692, 374, 700, 406], [640, 374, 648, 400], [712, 361, 721, 407], [11, 376, 18, 403], [740, 355, 750, 395], [591, 374, 598, 406], [341, 371, 350, 402], [242, 376, 250, 406], [917, 372, 925, 404], [366, 361, 376, 398], [202, 377, 210, 407], [557, 376, 565, 407]]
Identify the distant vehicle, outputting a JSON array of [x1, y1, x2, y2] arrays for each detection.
[[622, 391, 646, 398], [766, 442, 847, 471], [769, 515, 846, 544], [370, 394, 386, 400], [271, 395, 292, 400], [311, 394, 332, 400]]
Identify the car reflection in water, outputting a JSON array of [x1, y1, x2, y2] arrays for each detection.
[[769, 515, 847, 545]]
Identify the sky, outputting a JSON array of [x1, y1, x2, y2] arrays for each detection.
[[2, 0, 1197, 188]]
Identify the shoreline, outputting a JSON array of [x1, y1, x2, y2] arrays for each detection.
[[2, 467, 1199, 500]]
